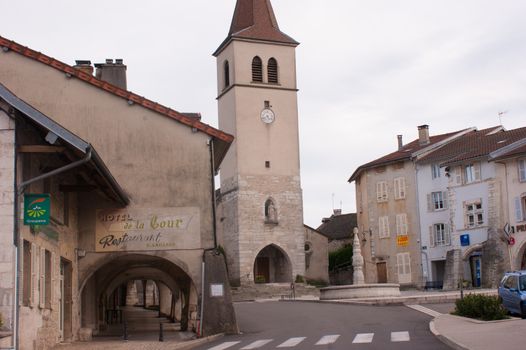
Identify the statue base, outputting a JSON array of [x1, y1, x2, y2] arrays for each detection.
[[320, 283, 400, 300]]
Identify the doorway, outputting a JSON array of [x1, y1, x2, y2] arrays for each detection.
[[376, 262, 387, 283], [253, 245, 292, 283], [59, 258, 72, 340]]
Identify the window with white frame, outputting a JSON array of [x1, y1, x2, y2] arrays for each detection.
[[376, 181, 388, 202], [396, 252, 412, 284], [465, 200, 484, 228], [432, 191, 446, 210], [378, 216, 390, 238], [396, 213, 408, 235], [430, 223, 451, 247], [519, 159, 526, 182], [464, 163, 481, 184], [431, 164, 441, 179], [394, 177, 406, 200]]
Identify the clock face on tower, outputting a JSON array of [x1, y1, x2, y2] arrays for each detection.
[[260, 108, 275, 124]]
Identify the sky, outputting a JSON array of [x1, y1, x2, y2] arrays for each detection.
[[2, 0, 526, 228]]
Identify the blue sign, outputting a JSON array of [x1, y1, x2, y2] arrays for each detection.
[[460, 234, 470, 246]]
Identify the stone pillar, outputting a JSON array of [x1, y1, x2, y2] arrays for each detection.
[[145, 280, 155, 307], [125, 280, 138, 306], [443, 249, 463, 290], [352, 228, 365, 285]]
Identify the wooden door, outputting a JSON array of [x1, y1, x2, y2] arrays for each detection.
[[377, 262, 387, 283], [255, 257, 270, 283]]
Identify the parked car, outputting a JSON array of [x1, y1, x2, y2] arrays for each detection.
[[498, 270, 526, 318]]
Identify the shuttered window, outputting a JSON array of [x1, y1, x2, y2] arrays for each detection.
[[252, 56, 263, 82], [268, 58, 278, 83], [464, 163, 481, 183], [396, 214, 408, 235], [376, 181, 388, 202], [519, 159, 526, 182], [394, 177, 406, 200], [430, 223, 451, 247], [396, 252, 412, 283], [378, 216, 390, 238]]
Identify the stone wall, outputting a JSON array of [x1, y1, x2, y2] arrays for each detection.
[[0, 110, 15, 345]]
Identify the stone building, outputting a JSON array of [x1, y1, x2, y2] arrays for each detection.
[[214, 0, 307, 286], [317, 211, 358, 253], [0, 34, 237, 349], [349, 126, 467, 287]]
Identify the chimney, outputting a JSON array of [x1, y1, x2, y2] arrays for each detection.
[[397, 135, 403, 150], [73, 60, 94, 76], [418, 125, 430, 145], [333, 209, 342, 216], [94, 59, 127, 90]]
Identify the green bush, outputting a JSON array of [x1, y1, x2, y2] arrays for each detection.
[[452, 294, 509, 321], [254, 275, 266, 284], [295, 275, 305, 283], [305, 278, 328, 287], [329, 244, 353, 271]]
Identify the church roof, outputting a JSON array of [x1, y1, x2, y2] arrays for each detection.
[[213, 0, 298, 56]]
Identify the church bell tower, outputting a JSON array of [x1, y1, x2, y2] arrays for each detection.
[[214, 0, 305, 286]]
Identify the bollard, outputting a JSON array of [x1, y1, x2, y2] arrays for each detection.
[[460, 279, 464, 300], [123, 320, 128, 341], [159, 322, 164, 342]]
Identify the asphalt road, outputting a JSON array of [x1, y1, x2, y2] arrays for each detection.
[[197, 301, 451, 350]]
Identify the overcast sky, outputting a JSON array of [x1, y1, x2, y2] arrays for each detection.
[[2, 0, 525, 227]]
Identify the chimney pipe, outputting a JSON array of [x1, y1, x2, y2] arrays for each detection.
[[418, 125, 430, 145], [73, 60, 94, 76], [397, 135, 403, 150], [95, 58, 127, 90], [333, 209, 342, 216]]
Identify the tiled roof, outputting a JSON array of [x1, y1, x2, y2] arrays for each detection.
[[348, 130, 463, 182], [420, 126, 526, 166], [213, 0, 298, 56], [0, 36, 234, 149], [491, 143, 526, 161], [316, 213, 357, 241]]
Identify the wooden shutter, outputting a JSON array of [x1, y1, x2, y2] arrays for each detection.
[[39, 248, 45, 308], [454, 166, 462, 185], [427, 194, 433, 212], [385, 217, 390, 237], [377, 182, 382, 201], [267, 58, 278, 83], [400, 177, 406, 198], [474, 163, 481, 181], [51, 251, 56, 309], [252, 56, 263, 82], [442, 191, 448, 209], [516, 197, 523, 222], [429, 226, 435, 248], [519, 160, 526, 181], [30, 243, 37, 307]]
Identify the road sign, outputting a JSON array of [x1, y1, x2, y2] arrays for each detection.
[[24, 194, 50, 225]]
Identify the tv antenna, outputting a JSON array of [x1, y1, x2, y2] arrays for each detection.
[[498, 110, 508, 125]]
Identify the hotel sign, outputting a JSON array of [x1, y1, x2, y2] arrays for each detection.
[[95, 207, 200, 252]]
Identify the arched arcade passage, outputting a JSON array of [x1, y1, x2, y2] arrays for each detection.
[[80, 254, 198, 336]]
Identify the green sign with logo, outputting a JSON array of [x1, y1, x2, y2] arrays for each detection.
[[24, 194, 50, 225]]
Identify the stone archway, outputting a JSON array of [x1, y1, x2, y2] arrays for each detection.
[[253, 244, 292, 283], [80, 254, 197, 336], [515, 240, 526, 270]]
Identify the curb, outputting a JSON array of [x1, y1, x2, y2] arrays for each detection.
[[429, 320, 470, 350]]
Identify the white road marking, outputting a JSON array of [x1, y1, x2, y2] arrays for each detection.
[[352, 333, 374, 343], [277, 337, 306, 348], [207, 341, 241, 350], [391, 331, 410, 342], [315, 335, 340, 345], [406, 304, 443, 318], [240, 339, 273, 349]]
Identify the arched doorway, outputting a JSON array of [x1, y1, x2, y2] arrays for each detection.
[[253, 244, 292, 283], [80, 254, 197, 337], [463, 245, 483, 288]]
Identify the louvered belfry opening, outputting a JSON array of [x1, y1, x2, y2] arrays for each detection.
[[224, 60, 230, 88], [252, 56, 263, 82], [268, 58, 278, 83]]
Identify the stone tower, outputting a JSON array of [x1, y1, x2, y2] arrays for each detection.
[[214, 0, 305, 286]]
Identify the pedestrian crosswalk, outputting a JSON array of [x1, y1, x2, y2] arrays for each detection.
[[207, 331, 412, 349]]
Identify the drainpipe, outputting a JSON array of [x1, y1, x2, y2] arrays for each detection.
[[14, 145, 92, 349]]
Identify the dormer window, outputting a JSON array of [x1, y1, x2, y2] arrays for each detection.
[[224, 60, 230, 88], [268, 58, 278, 83], [252, 56, 263, 82]]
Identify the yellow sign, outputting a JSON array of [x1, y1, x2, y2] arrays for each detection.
[[397, 235, 409, 247], [95, 207, 200, 252]]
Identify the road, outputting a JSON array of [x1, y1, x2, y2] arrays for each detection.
[[197, 301, 451, 350]]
